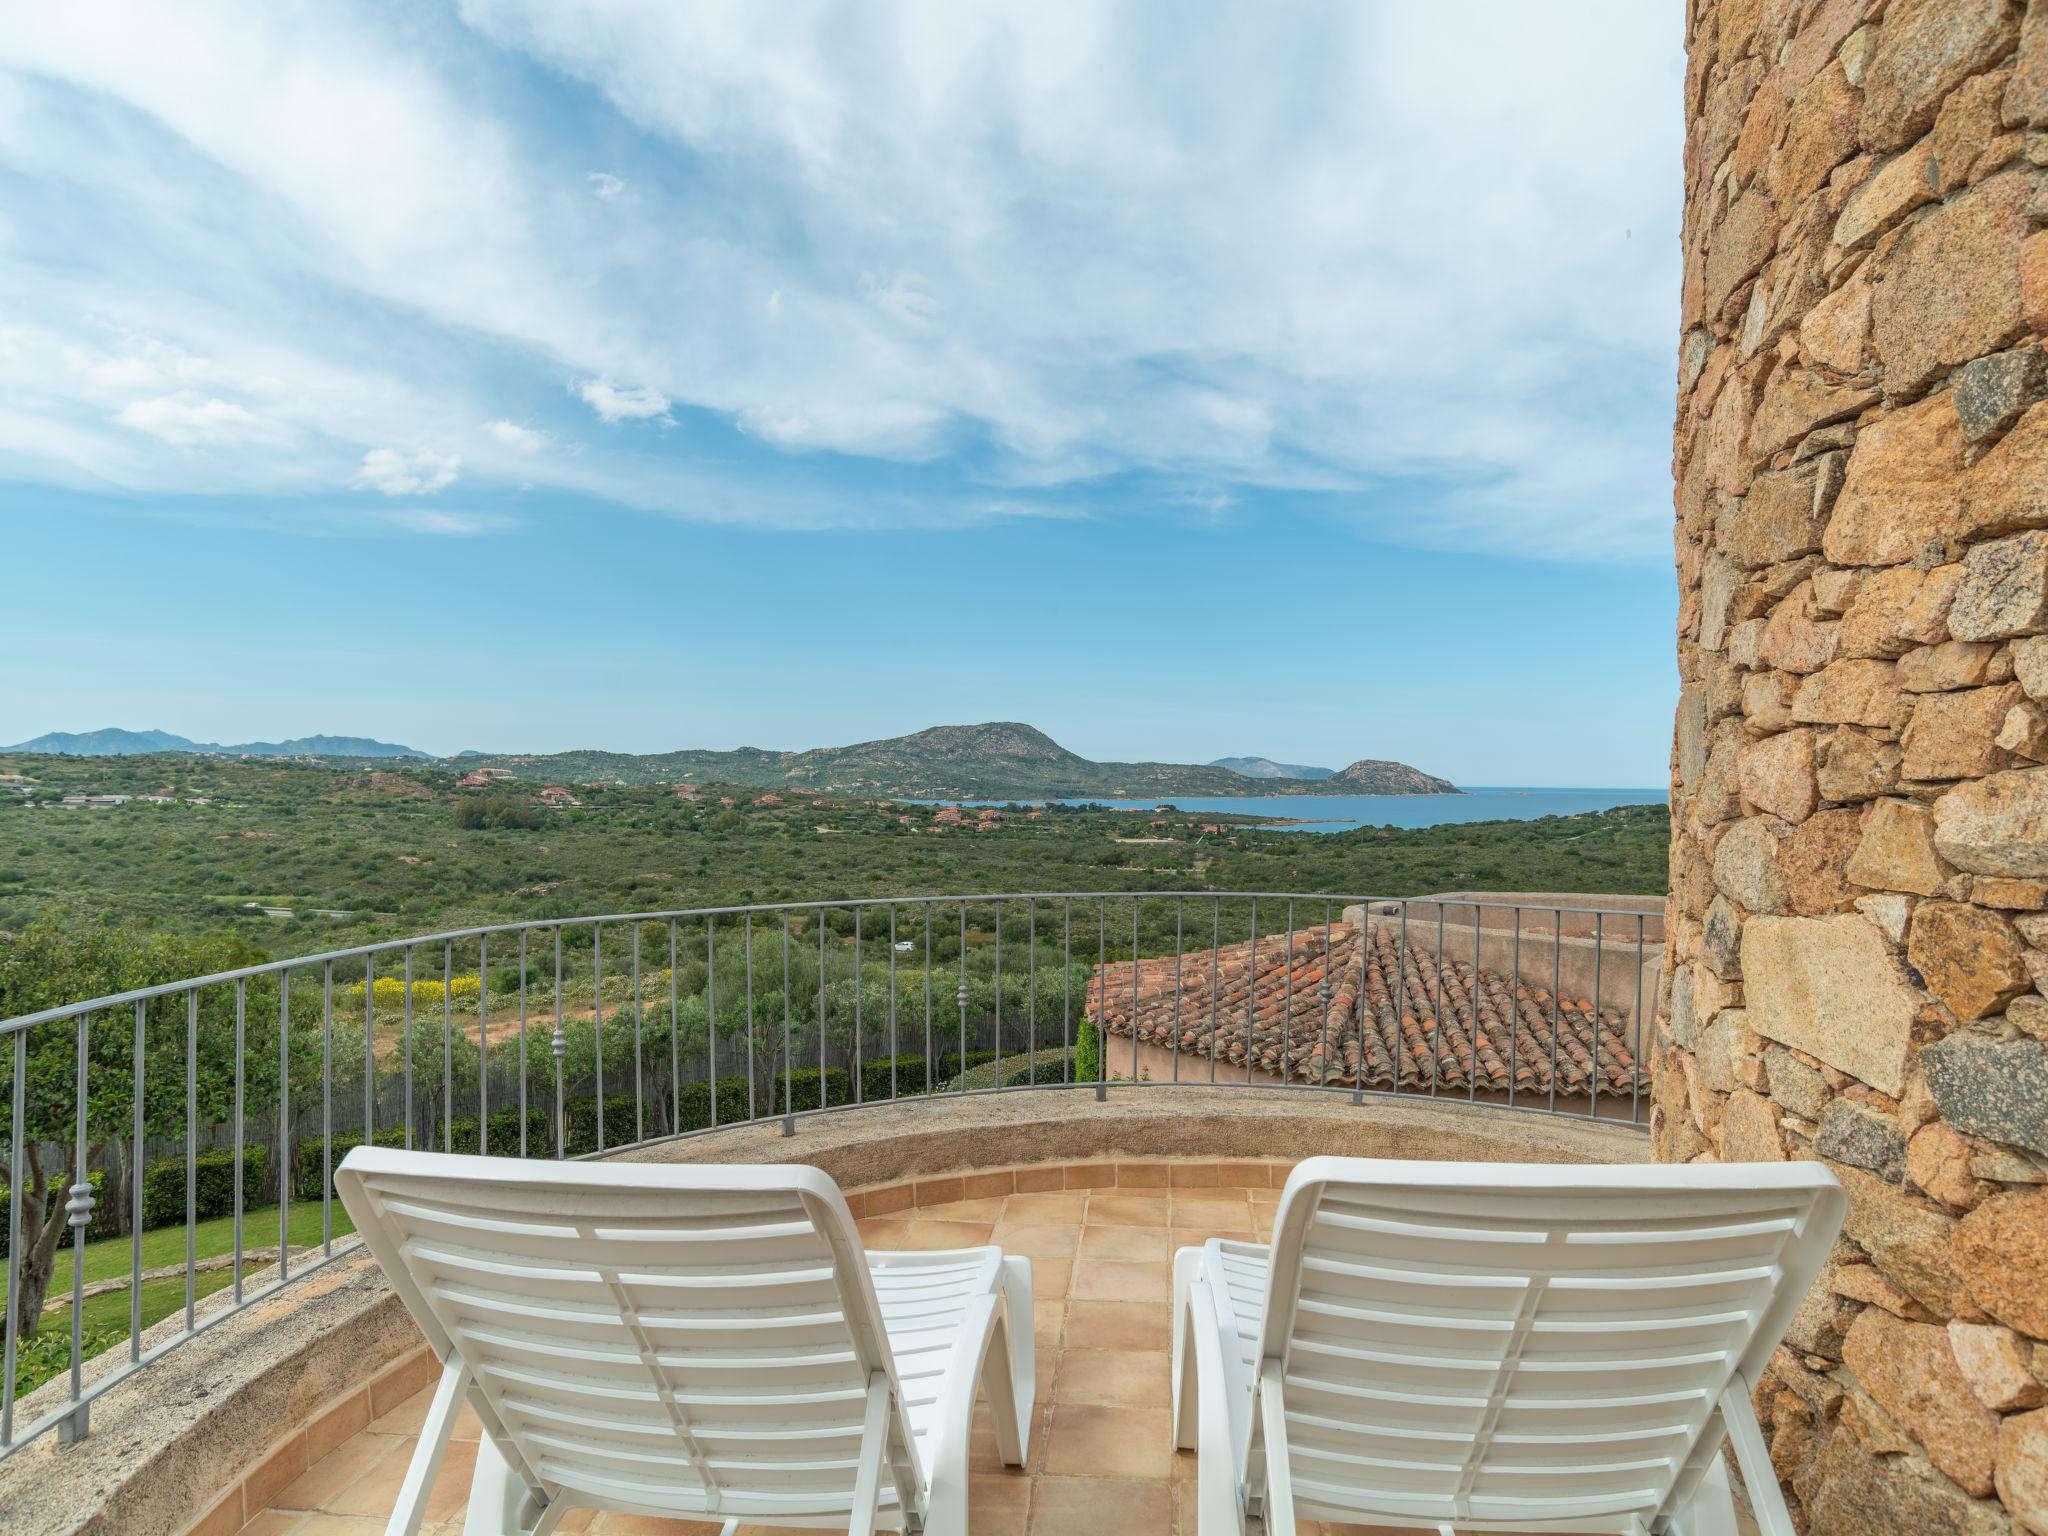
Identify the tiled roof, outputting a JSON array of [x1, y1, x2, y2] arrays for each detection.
[[1085, 920, 1639, 1099]]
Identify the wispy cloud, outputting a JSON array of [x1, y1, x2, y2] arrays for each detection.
[[116, 392, 276, 447], [356, 447, 460, 496], [370, 507, 513, 536], [0, 2, 1681, 558], [576, 377, 671, 424], [486, 418, 548, 452]]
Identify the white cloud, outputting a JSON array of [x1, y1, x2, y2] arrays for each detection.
[[356, 447, 460, 496], [115, 392, 273, 447], [486, 418, 548, 452], [372, 507, 510, 535], [1, 2, 1684, 556], [576, 376, 671, 423]]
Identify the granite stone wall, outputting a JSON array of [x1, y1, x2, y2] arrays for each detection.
[[1667, 1, 2048, 1529]]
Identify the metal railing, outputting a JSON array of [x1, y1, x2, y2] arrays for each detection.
[[0, 890, 1659, 1458]]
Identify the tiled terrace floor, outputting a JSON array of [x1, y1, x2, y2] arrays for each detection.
[[234, 1168, 1752, 1536], [238, 1175, 1295, 1535]]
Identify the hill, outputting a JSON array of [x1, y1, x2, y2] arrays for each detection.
[[1328, 758, 1459, 794], [3, 728, 427, 758], [1209, 756, 1335, 780], [451, 722, 1456, 800]]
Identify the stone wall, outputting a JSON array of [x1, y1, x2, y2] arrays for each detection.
[[1667, 1, 2048, 1530]]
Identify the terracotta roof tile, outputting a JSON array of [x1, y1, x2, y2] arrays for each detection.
[[1085, 921, 1639, 1099]]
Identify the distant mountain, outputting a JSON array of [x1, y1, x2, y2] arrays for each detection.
[[3, 728, 427, 759], [1209, 756, 1336, 780], [449, 722, 1457, 799]]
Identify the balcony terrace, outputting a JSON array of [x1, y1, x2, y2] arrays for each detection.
[[0, 893, 1667, 1536]]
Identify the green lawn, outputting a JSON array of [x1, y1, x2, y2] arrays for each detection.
[[45, 1197, 356, 1293], [14, 1203, 361, 1399]]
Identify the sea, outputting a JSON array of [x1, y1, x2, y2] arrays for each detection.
[[918, 787, 1668, 835]]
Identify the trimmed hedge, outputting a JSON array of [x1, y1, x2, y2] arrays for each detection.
[[140, 1147, 267, 1230]]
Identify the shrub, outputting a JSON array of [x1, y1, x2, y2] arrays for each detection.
[[141, 1147, 267, 1230], [1074, 1019, 1102, 1083]]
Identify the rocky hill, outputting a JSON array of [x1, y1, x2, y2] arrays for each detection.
[[1327, 758, 1460, 794], [3, 727, 426, 758], [449, 723, 1457, 800], [1209, 756, 1335, 780]]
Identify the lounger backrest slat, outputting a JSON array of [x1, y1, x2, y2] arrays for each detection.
[[336, 1148, 920, 1526], [1254, 1157, 1843, 1532]]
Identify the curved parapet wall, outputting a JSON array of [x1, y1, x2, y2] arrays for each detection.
[[1667, 2, 2048, 1530], [0, 1088, 1641, 1536]]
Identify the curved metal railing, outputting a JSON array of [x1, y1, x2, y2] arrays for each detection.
[[0, 890, 1660, 1457]]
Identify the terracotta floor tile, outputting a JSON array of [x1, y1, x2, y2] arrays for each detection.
[[969, 1402, 1052, 1474], [285, 1519, 390, 1535], [1088, 1193, 1171, 1227], [1034, 1298, 1067, 1351], [1070, 1259, 1171, 1304], [897, 1219, 997, 1250], [315, 1438, 422, 1517], [1044, 1402, 1176, 1480], [855, 1216, 912, 1247], [450, 1404, 483, 1443], [1055, 1348, 1173, 1407], [1032, 1257, 1073, 1299], [366, 1386, 430, 1437], [915, 1196, 1007, 1222], [1029, 1476, 1175, 1534], [968, 1473, 1032, 1535], [273, 1431, 405, 1513], [1079, 1224, 1171, 1262], [236, 1515, 307, 1536], [1002, 1191, 1088, 1222], [990, 1222, 1080, 1259], [587, 1515, 725, 1534], [422, 1441, 479, 1524], [1171, 1225, 1259, 1249], [1064, 1299, 1172, 1352]]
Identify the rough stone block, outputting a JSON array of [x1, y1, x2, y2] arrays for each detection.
[[2016, 634, 2048, 699], [1960, 400, 2048, 542], [1872, 171, 2036, 396], [1902, 684, 2023, 780], [2009, 0, 2048, 127], [1922, 1035, 2048, 1155], [1840, 563, 1961, 660], [1910, 903, 2035, 1021], [1842, 1309, 2001, 1495], [1899, 640, 2003, 693], [1792, 658, 1902, 727], [1997, 1406, 2048, 1535], [1847, 798, 1948, 895], [1832, 140, 1941, 250], [1782, 806, 1866, 914], [1910, 1121, 1988, 1210], [1824, 393, 1970, 567], [1750, 369, 1879, 460], [1950, 1322, 2047, 1410], [1820, 727, 1905, 801], [1714, 814, 1792, 913], [1723, 1085, 1788, 1161], [1739, 728, 1820, 822], [1729, 462, 1830, 569], [1743, 914, 1921, 1094], [1955, 1188, 2048, 1335], [1951, 530, 2048, 643], [1860, 0, 2022, 152], [1831, 1158, 1968, 1317], [1818, 1097, 1910, 1181], [1935, 767, 2048, 877], [1954, 347, 2048, 443]]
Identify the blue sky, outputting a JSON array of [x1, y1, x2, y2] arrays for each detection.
[[0, 3, 1684, 786]]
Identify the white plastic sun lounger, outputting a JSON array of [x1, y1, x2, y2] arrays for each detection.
[[1172, 1157, 1843, 1536], [336, 1148, 1034, 1536]]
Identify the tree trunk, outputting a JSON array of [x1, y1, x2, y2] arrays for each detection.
[[10, 1144, 74, 1340]]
